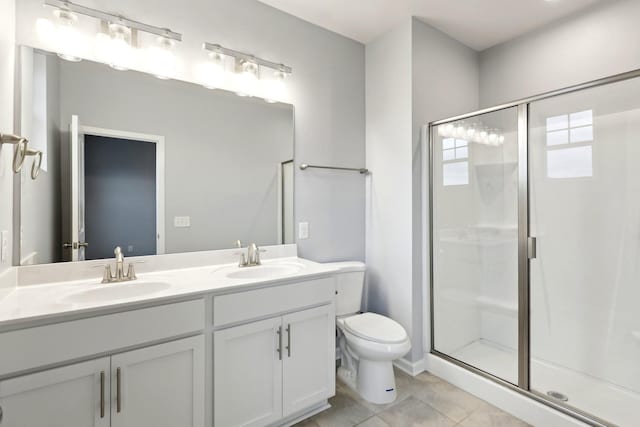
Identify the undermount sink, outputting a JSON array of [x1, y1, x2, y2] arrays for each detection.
[[223, 262, 306, 279], [62, 281, 171, 303]]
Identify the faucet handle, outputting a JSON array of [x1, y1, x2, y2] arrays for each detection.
[[102, 265, 113, 284], [114, 246, 123, 262], [126, 264, 137, 280], [235, 240, 243, 248]]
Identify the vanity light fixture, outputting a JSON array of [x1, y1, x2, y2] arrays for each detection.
[[51, 8, 83, 62], [149, 35, 178, 80], [235, 59, 259, 97], [203, 42, 292, 102], [42, 0, 182, 69], [200, 49, 226, 90]]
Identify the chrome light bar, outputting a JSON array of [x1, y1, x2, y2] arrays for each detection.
[[203, 42, 292, 74], [44, 0, 182, 41]]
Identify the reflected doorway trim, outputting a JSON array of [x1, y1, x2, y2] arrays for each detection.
[[80, 126, 166, 256]]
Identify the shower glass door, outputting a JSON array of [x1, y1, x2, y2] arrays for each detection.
[[528, 76, 640, 426], [431, 107, 520, 384]]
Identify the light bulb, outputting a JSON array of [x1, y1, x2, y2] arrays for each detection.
[[95, 23, 134, 71], [264, 69, 287, 103], [466, 125, 476, 138], [488, 130, 498, 144], [438, 126, 446, 137], [444, 123, 454, 137], [235, 60, 259, 97], [53, 9, 83, 62], [455, 123, 466, 138], [201, 52, 225, 89], [498, 135, 505, 144], [149, 36, 176, 80]]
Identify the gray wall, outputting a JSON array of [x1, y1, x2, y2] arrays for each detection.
[[479, 0, 640, 107], [17, 0, 366, 262], [84, 135, 156, 259], [57, 58, 293, 254], [365, 18, 479, 363]]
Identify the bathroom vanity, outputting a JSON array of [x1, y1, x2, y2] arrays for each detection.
[[0, 251, 337, 427]]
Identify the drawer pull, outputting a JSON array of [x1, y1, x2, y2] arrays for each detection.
[[276, 326, 283, 360], [286, 324, 291, 357], [100, 371, 105, 418], [116, 367, 122, 413]]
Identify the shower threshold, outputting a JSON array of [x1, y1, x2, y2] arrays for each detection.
[[450, 340, 639, 427]]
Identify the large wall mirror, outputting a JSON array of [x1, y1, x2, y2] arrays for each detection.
[[15, 47, 295, 265]]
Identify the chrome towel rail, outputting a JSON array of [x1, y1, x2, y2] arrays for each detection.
[[299, 163, 368, 174]]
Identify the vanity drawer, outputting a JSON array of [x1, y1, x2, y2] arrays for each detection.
[[213, 277, 335, 327], [0, 299, 205, 377]]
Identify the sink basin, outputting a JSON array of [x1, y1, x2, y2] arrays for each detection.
[[224, 262, 305, 279], [62, 281, 171, 303]]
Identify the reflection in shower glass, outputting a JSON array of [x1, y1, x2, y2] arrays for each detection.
[[432, 107, 519, 384], [529, 76, 640, 426]]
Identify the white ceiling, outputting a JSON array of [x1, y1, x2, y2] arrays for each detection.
[[257, 0, 603, 50]]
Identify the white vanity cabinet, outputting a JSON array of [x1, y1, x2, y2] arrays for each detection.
[[0, 336, 204, 427], [213, 278, 336, 427], [0, 357, 111, 427]]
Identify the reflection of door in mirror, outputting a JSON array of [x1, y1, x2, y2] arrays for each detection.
[[63, 116, 164, 261]]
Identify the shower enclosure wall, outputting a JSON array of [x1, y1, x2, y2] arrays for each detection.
[[429, 71, 640, 427]]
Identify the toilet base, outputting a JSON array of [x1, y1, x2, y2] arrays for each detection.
[[356, 359, 397, 404]]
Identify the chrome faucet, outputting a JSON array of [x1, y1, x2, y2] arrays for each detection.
[[102, 246, 137, 283], [235, 240, 265, 267]]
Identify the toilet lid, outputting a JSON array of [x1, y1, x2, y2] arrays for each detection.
[[343, 313, 408, 344]]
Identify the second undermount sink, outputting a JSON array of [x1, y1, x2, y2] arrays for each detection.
[[223, 262, 306, 280], [62, 280, 171, 304]]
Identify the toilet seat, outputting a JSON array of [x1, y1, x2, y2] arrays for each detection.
[[342, 313, 408, 344]]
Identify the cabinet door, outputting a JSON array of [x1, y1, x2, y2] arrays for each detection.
[[110, 336, 204, 427], [0, 357, 110, 427], [214, 317, 283, 427], [282, 305, 335, 417]]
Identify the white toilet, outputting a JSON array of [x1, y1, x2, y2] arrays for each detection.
[[325, 261, 411, 404]]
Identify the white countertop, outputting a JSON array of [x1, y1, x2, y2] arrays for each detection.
[[0, 257, 338, 331]]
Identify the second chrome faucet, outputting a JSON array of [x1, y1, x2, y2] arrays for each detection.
[[102, 246, 137, 283], [235, 240, 265, 267]]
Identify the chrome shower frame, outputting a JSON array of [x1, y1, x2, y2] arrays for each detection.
[[427, 67, 640, 427]]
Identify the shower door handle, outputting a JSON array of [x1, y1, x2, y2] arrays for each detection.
[[527, 237, 537, 259]]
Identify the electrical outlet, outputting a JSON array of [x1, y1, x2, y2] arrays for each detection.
[[298, 222, 309, 239], [174, 216, 191, 228], [1, 230, 8, 263]]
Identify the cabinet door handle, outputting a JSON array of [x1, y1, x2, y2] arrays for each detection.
[[276, 326, 283, 360], [100, 371, 105, 418], [286, 324, 291, 357], [116, 367, 122, 413]]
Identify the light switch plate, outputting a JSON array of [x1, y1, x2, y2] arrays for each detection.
[[174, 216, 191, 228], [1, 230, 8, 263], [298, 222, 309, 239]]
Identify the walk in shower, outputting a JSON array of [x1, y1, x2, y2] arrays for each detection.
[[429, 71, 640, 427]]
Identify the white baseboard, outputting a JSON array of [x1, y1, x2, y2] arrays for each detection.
[[424, 353, 589, 427], [394, 356, 426, 377]]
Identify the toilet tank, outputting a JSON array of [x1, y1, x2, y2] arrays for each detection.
[[323, 261, 366, 316]]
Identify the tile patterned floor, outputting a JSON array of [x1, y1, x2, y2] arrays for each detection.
[[295, 369, 530, 427]]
